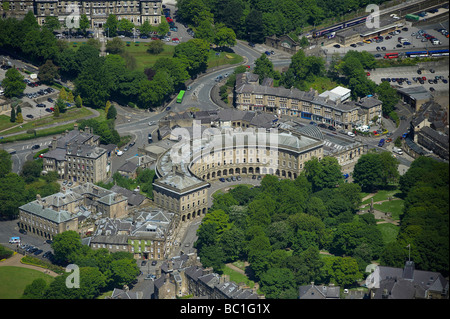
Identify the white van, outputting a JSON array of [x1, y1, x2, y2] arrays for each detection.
[[393, 147, 403, 155], [9, 237, 21, 244], [432, 39, 441, 45]]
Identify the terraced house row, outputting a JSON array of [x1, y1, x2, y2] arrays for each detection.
[[235, 72, 383, 130], [0, 0, 162, 27]]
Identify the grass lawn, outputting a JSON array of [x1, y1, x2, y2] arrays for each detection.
[[1, 107, 94, 136], [377, 223, 399, 245], [123, 42, 176, 71], [373, 200, 404, 220], [0, 266, 54, 299], [207, 51, 244, 69], [223, 263, 256, 290], [0, 114, 16, 132], [362, 189, 402, 205]]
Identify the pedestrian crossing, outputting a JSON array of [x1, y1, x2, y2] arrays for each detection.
[[21, 140, 52, 150]]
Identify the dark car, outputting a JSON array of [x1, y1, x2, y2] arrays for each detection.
[[328, 125, 336, 131], [31, 144, 40, 150], [141, 260, 147, 266], [318, 123, 327, 129], [26, 114, 34, 118], [34, 249, 43, 255], [309, 121, 317, 126], [334, 44, 341, 48], [417, 70, 422, 74], [219, 177, 225, 182], [248, 42, 255, 47], [129, 142, 135, 147], [151, 260, 157, 266]]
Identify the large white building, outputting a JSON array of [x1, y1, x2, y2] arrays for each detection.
[[0, 0, 163, 28]]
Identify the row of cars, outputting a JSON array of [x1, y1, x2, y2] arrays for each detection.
[[19, 243, 54, 260], [219, 175, 263, 182], [24, 86, 55, 99]]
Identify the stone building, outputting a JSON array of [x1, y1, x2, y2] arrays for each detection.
[[18, 182, 128, 240], [42, 125, 109, 183], [234, 72, 382, 129], [366, 261, 449, 299], [0, 0, 162, 28], [153, 253, 260, 299], [265, 34, 300, 55], [153, 164, 210, 223]]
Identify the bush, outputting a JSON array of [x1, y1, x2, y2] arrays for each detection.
[[147, 40, 164, 54], [388, 111, 400, 127]]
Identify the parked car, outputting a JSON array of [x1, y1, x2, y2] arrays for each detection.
[[31, 144, 40, 150], [327, 125, 336, 131]]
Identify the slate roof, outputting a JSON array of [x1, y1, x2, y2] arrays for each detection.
[[19, 202, 76, 224], [111, 185, 146, 206], [298, 284, 341, 299]]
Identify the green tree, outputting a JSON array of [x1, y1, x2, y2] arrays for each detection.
[[110, 258, 140, 287], [43, 16, 61, 31], [0, 150, 12, 178], [214, 26, 237, 47], [118, 18, 135, 34], [51, 230, 86, 265], [20, 159, 42, 183], [253, 53, 275, 83], [173, 38, 209, 77], [156, 20, 169, 37], [75, 95, 83, 108], [106, 104, 117, 120], [38, 59, 58, 84], [259, 268, 296, 299], [376, 81, 399, 115], [106, 37, 125, 54], [10, 106, 16, 123], [320, 256, 362, 287], [79, 14, 90, 34], [202, 209, 232, 234], [146, 39, 164, 54], [2, 67, 26, 98], [16, 112, 23, 124], [198, 244, 226, 273], [353, 152, 384, 192], [22, 278, 48, 299], [104, 14, 119, 37], [139, 20, 153, 35], [0, 173, 28, 219]]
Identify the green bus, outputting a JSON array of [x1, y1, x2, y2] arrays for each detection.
[[405, 14, 420, 21], [177, 90, 185, 103]]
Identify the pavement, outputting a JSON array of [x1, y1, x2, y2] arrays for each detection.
[[0, 252, 59, 277]]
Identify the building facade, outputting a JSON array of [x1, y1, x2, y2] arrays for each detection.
[[18, 182, 129, 240], [43, 125, 109, 184], [235, 72, 382, 130], [0, 0, 162, 28]]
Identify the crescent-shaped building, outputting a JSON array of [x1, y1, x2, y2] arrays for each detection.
[[153, 128, 324, 224]]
